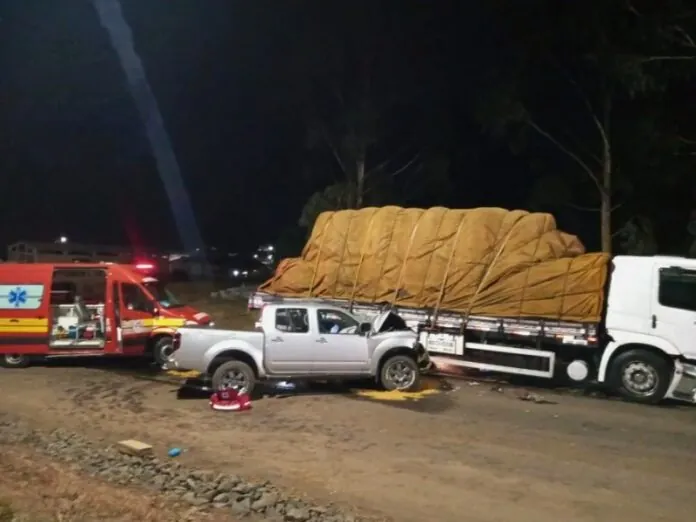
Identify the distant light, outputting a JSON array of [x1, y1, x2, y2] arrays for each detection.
[[268, 245, 274, 252], [253, 254, 259, 259], [266, 254, 273, 260], [135, 262, 155, 272], [58, 236, 68, 244], [232, 269, 240, 277]]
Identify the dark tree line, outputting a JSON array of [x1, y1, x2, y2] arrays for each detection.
[[262, 0, 696, 255]]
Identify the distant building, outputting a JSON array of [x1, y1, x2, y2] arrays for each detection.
[[6, 241, 160, 265]]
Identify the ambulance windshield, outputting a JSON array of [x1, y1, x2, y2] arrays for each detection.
[[143, 281, 183, 309]]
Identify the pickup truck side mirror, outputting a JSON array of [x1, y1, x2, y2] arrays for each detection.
[[359, 322, 372, 335]]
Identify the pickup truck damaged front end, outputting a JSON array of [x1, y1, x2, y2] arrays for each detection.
[[415, 342, 433, 372]]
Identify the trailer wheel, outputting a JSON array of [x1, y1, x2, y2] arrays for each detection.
[[379, 355, 421, 392], [211, 360, 256, 396], [0, 354, 31, 369], [608, 349, 671, 404]]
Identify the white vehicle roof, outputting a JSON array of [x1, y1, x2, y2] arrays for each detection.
[[264, 301, 359, 315]]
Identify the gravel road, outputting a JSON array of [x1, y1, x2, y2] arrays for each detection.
[[1, 363, 695, 522]]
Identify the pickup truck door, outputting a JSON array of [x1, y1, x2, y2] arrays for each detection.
[[312, 309, 370, 374], [264, 307, 316, 375], [650, 265, 696, 360]]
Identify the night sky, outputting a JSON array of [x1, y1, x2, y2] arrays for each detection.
[[0, 1, 693, 256]]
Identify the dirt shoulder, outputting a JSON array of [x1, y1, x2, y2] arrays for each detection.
[[0, 444, 231, 522], [1, 365, 695, 522]]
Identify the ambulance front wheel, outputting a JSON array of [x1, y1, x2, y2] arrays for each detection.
[[152, 336, 175, 367], [0, 354, 31, 369]]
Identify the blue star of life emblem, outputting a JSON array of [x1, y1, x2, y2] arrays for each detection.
[[8, 287, 27, 308]]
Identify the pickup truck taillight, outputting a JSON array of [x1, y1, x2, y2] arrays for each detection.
[[172, 332, 181, 352]]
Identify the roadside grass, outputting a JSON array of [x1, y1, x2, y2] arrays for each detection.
[[0, 500, 14, 522], [168, 282, 257, 330]]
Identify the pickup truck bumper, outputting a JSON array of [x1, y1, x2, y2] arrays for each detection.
[[667, 361, 696, 403], [416, 344, 432, 372]]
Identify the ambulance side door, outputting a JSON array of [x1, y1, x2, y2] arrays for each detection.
[[119, 282, 155, 354]]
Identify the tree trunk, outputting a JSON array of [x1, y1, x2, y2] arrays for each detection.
[[600, 173, 611, 253], [355, 153, 366, 209], [599, 94, 612, 253]]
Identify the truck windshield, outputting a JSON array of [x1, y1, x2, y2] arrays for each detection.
[[143, 281, 183, 309]]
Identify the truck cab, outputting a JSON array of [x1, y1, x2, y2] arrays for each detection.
[[0, 263, 211, 368], [598, 256, 696, 402]]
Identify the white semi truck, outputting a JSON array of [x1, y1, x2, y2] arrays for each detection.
[[249, 255, 696, 404]]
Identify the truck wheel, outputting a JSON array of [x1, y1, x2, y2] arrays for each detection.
[[379, 355, 421, 392], [211, 360, 256, 396], [152, 336, 175, 367], [608, 349, 671, 404], [0, 354, 31, 369]]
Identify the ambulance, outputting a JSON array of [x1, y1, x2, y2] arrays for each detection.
[[0, 263, 212, 368]]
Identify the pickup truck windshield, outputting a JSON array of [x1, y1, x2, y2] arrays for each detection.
[[144, 281, 183, 309]]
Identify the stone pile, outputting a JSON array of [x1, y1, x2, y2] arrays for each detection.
[[0, 418, 370, 522]]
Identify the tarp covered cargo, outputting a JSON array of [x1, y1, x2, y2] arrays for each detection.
[[259, 206, 610, 323]]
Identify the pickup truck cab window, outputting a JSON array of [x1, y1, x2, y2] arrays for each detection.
[[275, 307, 309, 333], [659, 268, 696, 312], [317, 309, 359, 334]]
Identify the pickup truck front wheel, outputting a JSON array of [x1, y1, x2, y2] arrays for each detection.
[[211, 360, 256, 395], [379, 355, 421, 392]]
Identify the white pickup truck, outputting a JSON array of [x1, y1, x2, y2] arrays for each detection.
[[168, 301, 431, 394]]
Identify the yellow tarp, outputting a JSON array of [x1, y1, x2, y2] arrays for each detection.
[[259, 207, 610, 323]]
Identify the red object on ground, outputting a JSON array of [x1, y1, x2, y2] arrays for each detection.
[[209, 389, 252, 412]]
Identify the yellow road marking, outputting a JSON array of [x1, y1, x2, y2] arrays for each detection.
[[165, 369, 202, 379], [350, 376, 447, 401], [351, 388, 440, 401]]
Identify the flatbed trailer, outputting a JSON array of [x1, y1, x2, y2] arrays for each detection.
[[248, 292, 599, 381]]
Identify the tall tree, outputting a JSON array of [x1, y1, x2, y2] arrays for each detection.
[[266, 3, 451, 227], [475, 0, 696, 252]]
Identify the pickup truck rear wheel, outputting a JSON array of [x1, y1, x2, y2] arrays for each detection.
[[379, 355, 420, 392], [0, 354, 31, 368], [211, 360, 256, 395], [607, 349, 671, 404]]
